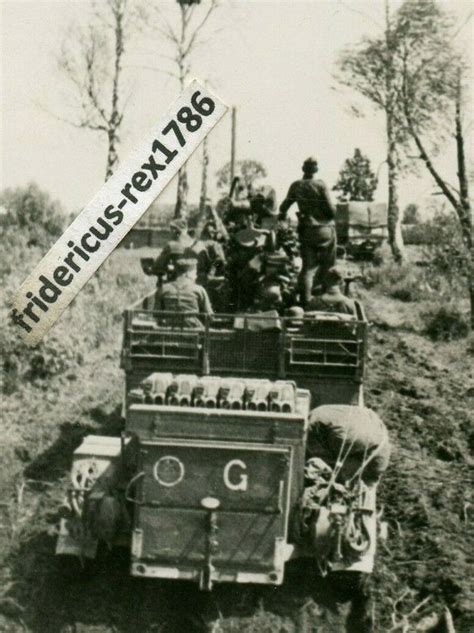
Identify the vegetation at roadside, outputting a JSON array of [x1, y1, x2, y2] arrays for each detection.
[[0, 183, 152, 394], [361, 208, 471, 341]]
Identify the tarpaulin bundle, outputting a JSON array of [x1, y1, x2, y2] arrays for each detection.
[[307, 405, 391, 484], [336, 202, 387, 228]]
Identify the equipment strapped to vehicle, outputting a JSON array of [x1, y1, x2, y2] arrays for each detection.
[[298, 456, 375, 573], [306, 405, 391, 484]]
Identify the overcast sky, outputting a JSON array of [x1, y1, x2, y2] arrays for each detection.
[[1, 0, 473, 217]]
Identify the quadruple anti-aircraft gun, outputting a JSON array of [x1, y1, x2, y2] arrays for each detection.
[[56, 197, 390, 590]]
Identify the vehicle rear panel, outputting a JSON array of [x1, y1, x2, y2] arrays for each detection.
[[131, 438, 293, 585]]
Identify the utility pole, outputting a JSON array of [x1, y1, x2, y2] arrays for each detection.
[[230, 106, 236, 182], [199, 135, 209, 214]]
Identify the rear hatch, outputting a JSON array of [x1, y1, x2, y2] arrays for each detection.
[[131, 438, 293, 587]]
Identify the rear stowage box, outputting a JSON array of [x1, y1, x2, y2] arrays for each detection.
[[126, 402, 308, 588], [131, 439, 294, 587]]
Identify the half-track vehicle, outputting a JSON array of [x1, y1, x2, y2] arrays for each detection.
[[57, 293, 389, 589], [336, 202, 388, 260]]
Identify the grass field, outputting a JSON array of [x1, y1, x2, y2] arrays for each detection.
[[1, 245, 473, 632]]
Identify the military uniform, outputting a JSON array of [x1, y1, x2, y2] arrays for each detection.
[[154, 275, 213, 329], [279, 158, 336, 307], [151, 232, 194, 281], [307, 266, 356, 316], [191, 238, 226, 286]]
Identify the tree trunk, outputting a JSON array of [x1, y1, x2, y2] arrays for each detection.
[[454, 74, 473, 329], [174, 168, 188, 219], [105, 0, 124, 181], [174, 8, 189, 219], [386, 117, 405, 263], [469, 243, 474, 330], [456, 202, 474, 329], [106, 128, 119, 180], [384, 0, 405, 264]]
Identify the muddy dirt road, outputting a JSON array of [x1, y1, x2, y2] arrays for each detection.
[[1, 260, 473, 632]]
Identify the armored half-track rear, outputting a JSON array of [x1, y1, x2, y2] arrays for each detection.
[[57, 301, 388, 589]]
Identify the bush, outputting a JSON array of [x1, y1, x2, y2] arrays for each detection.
[[1, 222, 151, 393], [423, 304, 469, 341], [402, 202, 420, 225], [422, 212, 468, 292], [362, 261, 426, 302], [402, 223, 430, 245], [0, 182, 65, 248]]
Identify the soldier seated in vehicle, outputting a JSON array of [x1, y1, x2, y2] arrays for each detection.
[[151, 218, 194, 284], [307, 267, 356, 317], [253, 281, 283, 313], [153, 256, 213, 329]]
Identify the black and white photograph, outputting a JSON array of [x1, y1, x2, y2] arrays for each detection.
[[1, 1, 473, 631]]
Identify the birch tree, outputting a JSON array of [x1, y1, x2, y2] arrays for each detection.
[[58, 0, 134, 180], [335, 0, 406, 262], [396, 0, 473, 327], [146, 0, 219, 218]]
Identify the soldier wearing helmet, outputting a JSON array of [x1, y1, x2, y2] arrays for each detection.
[[151, 218, 194, 283], [279, 157, 337, 307], [307, 267, 356, 316]]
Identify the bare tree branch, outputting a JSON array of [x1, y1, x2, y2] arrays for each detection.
[[57, 0, 133, 180], [183, 0, 218, 59], [142, 0, 220, 218]]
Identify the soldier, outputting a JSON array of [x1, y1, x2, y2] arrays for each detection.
[[279, 157, 337, 307], [250, 185, 278, 229], [153, 256, 213, 329], [222, 181, 252, 230], [151, 218, 193, 283], [194, 221, 226, 285], [307, 267, 356, 316]]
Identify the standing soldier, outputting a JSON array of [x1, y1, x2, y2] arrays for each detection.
[[279, 157, 337, 307]]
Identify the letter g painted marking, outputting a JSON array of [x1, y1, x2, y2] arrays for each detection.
[[223, 459, 248, 491]]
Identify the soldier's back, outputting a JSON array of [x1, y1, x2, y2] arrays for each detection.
[[291, 179, 330, 219]]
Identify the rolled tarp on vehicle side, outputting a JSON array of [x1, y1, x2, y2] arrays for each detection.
[[306, 405, 391, 484]]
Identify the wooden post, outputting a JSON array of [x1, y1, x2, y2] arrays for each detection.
[[230, 106, 236, 182]]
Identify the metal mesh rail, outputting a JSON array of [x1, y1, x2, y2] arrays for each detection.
[[121, 309, 367, 380]]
